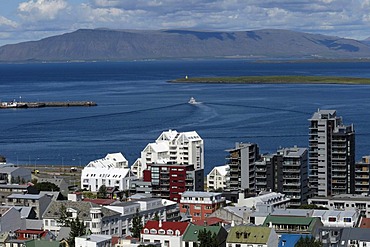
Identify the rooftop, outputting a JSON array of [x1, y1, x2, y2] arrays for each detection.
[[227, 225, 272, 244], [182, 225, 223, 242]]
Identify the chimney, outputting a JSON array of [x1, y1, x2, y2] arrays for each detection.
[[231, 220, 235, 227], [269, 222, 272, 228], [159, 219, 162, 228]]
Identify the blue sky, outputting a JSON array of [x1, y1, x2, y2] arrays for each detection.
[[0, 0, 370, 46]]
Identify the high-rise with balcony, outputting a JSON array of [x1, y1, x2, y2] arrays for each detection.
[[308, 109, 355, 197], [354, 156, 370, 194], [225, 142, 259, 193]]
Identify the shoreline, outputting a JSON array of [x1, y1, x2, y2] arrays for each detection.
[[170, 75, 370, 85]]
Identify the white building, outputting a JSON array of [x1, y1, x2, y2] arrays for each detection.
[[236, 191, 290, 210], [42, 201, 121, 236], [312, 210, 359, 228], [207, 165, 229, 191], [141, 220, 189, 247], [131, 130, 204, 178], [75, 234, 112, 247], [81, 153, 135, 192]]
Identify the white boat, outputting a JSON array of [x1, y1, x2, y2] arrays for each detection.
[[188, 97, 201, 104]]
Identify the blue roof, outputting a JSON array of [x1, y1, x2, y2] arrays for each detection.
[[278, 234, 312, 247]]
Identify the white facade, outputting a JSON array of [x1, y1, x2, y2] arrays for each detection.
[[207, 165, 229, 191], [81, 153, 135, 192], [312, 210, 359, 228], [75, 234, 112, 247], [131, 130, 204, 178], [236, 192, 290, 209]]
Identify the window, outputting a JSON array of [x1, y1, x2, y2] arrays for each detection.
[[328, 217, 336, 222], [343, 218, 351, 223]]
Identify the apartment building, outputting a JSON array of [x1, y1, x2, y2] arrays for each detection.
[[308, 109, 355, 197], [143, 162, 203, 202], [354, 155, 370, 194], [225, 142, 259, 193], [179, 191, 226, 222], [207, 165, 229, 192], [132, 129, 204, 178], [81, 153, 135, 192]]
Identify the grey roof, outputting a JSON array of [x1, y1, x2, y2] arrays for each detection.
[[271, 209, 312, 217], [129, 193, 152, 199], [43, 201, 120, 220], [0, 184, 29, 189], [38, 178, 66, 186], [131, 197, 161, 202], [56, 227, 71, 241], [13, 206, 33, 218], [224, 206, 253, 218], [339, 228, 370, 246], [312, 194, 370, 202], [110, 201, 139, 207], [39, 191, 61, 200], [0, 167, 22, 173], [181, 191, 222, 198], [7, 194, 42, 199], [310, 110, 337, 120], [25, 219, 43, 230], [79, 234, 111, 242]]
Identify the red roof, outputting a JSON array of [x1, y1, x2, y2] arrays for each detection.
[[193, 217, 230, 226], [142, 220, 189, 235], [360, 218, 370, 228], [15, 229, 48, 240], [83, 198, 116, 205]]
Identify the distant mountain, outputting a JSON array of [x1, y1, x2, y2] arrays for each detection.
[[1, 28, 370, 62]]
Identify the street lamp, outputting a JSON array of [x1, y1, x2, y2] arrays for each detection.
[[34, 158, 39, 173]]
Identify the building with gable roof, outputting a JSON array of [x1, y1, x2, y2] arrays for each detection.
[[131, 129, 204, 178], [207, 165, 229, 192], [0, 206, 24, 233], [0, 166, 31, 184], [182, 224, 228, 247], [141, 220, 189, 247], [81, 152, 135, 192], [226, 225, 279, 247], [42, 200, 121, 236]]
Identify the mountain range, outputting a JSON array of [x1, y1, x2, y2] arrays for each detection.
[[1, 28, 370, 62]]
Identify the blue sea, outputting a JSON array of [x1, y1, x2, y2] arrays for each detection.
[[1, 60, 370, 173]]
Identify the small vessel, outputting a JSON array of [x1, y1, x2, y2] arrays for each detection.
[[0, 100, 27, 108], [188, 97, 201, 105]]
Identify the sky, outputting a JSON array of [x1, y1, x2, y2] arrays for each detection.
[[0, 0, 370, 46]]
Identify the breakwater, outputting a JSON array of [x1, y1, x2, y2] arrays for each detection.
[[0, 101, 97, 109]]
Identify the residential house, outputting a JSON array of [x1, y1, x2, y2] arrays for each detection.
[[5, 193, 52, 219], [207, 165, 229, 192], [141, 220, 189, 247], [312, 210, 360, 228], [42, 200, 121, 236], [182, 224, 228, 247], [226, 225, 279, 247], [75, 234, 112, 247], [0, 167, 31, 184], [0, 184, 38, 205], [0, 206, 24, 233]]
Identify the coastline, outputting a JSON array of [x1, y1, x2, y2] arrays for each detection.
[[170, 75, 370, 85]]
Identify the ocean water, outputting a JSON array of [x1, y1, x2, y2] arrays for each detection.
[[0, 60, 370, 173]]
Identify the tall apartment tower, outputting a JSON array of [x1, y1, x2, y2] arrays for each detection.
[[308, 109, 355, 197], [132, 129, 204, 178], [225, 142, 259, 193]]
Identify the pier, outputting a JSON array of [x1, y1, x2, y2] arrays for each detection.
[[0, 101, 97, 109]]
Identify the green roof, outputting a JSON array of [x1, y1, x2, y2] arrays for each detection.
[[182, 225, 222, 242], [25, 239, 60, 247], [263, 216, 319, 232], [226, 226, 272, 244]]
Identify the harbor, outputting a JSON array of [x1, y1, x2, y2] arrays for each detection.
[[0, 100, 97, 109]]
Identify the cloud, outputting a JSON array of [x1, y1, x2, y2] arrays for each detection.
[[0, 16, 18, 28], [18, 0, 68, 21]]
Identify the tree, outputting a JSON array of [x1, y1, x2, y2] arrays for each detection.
[[295, 236, 322, 247], [68, 216, 86, 247], [153, 212, 160, 221], [57, 204, 69, 226], [130, 209, 143, 238], [97, 185, 107, 199], [34, 181, 60, 191], [198, 229, 218, 247]]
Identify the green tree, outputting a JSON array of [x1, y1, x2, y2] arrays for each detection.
[[153, 212, 160, 221], [130, 209, 143, 238], [97, 185, 107, 199], [198, 229, 218, 247], [295, 236, 322, 247], [68, 216, 86, 247], [57, 204, 70, 226], [34, 181, 60, 191]]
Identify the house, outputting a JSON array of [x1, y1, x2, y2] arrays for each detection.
[[312, 210, 360, 228], [182, 224, 228, 247], [236, 191, 290, 209], [0, 206, 24, 233], [6, 193, 53, 219], [226, 225, 279, 247], [339, 228, 370, 247], [37, 178, 69, 196], [4, 229, 55, 247], [207, 165, 229, 192], [262, 215, 323, 237], [210, 206, 251, 226], [278, 234, 312, 247], [179, 191, 226, 222], [42, 200, 121, 236], [0, 166, 32, 184], [141, 220, 189, 247], [81, 153, 134, 192], [75, 234, 112, 247]]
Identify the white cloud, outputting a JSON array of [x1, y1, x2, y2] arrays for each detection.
[[0, 16, 18, 28], [18, 0, 68, 21]]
